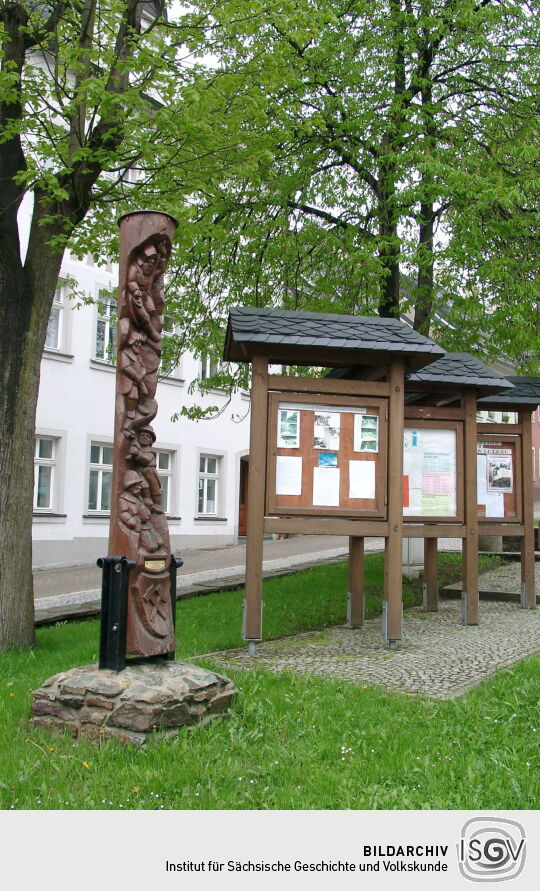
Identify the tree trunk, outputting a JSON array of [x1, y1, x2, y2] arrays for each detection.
[[0, 261, 36, 648], [0, 208, 64, 649], [413, 60, 436, 334], [413, 201, 435, 334], [378, 220, 401, 318], [377, 138, 401, 319], [378, 1, 406, 320]]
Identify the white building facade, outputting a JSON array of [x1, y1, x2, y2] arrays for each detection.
[[32, 250, 250, 568]]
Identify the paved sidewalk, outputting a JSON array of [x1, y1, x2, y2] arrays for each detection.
[[208, 600, 540, 700], [33, 535, 381, 624]]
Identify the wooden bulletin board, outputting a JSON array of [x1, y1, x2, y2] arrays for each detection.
[[477, 434, 522, 521], [402, 420, 464, 522], [266, 392, 387, 517]]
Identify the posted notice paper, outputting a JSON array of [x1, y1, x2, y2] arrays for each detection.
[[477, 452, 504, 516], [312, 466, 340, 506], [348, 460, 376, 499], [353, 414, 379, 452], [276, 456, 302, 496]]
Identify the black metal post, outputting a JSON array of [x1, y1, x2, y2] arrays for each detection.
[[166, 555, 183, 661], [98, 555, 134, 672]]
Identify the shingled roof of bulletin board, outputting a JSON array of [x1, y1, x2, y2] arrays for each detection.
[[223, 306, 446, 372]]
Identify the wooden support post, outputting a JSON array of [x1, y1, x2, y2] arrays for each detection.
[[462, 390, 479, 624], [243, 355, 269, 645], [520, 410, 536, 609], [384, 357, 405, 645], [423, 537, 438, 611], [348, 537, 364, 627]]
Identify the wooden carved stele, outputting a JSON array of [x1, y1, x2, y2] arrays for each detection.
[[109, 211, 178, 656]]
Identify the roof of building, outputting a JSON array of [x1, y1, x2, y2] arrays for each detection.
[[223, 306, 445, 371], [477, 376, 540, 408], [405, 352, 513, 395]]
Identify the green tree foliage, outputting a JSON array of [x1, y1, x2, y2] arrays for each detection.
[[1, 1, 539, 648], [169, 0, 539, 371], [0, 0, 245, 648]]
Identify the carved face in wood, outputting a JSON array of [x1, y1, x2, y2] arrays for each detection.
[[128, 333, 145, 353], [139, 245, 159, 276]]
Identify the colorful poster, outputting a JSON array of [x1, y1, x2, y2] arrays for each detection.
[[277, 409, 300, 448], [403, 427, 457, 517], [421, 493, 452, 515], [313, 412, 341, 450], [276, 456, 302, 496], [353, 414, 379, 452], [487, 454, 513, 493], [477, 445, 512, 514], [318, 452, 338, 467], [403, 475, 410, 508]]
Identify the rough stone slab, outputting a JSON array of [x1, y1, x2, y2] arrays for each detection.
[[209, 600, 540, 701], [31, 661, 237, 745]]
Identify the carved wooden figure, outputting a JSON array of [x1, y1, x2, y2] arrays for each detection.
[[109, 211, 177, 656]]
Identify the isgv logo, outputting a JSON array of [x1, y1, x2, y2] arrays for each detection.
[[457, 817, 526, 882]]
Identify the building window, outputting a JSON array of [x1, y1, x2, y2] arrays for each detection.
[[200, 355, 220, 381], [45, 281, 68, 351], [88, 443, 113, 511], [95, 292, 117, 363], [159, 315, 182, 378], [34, 437, 56, 510], [122, 166, 141, 185], [156, 449, 173, 513], [198, 455, 220, 515]]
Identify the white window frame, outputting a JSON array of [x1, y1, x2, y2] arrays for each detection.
[[33, 436, 56, 511], [94, 290, 117, 364], [88, 441, 114, 513], [45, 281, 65, 351], [197, 453, 222, 517], [121, 166, 142, 185], [200, 355, 220, 381], [158, 315, 183, 382], [44, 279, 73, 356], [155, 448, 174, 514]]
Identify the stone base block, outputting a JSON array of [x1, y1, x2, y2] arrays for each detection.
[[31, 661, 237, 745]]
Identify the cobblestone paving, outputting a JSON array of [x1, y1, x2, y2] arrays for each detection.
[[208, 601, 540, 700], [445, 560, 540, 594]]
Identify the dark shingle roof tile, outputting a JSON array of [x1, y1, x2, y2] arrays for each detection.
[[224, 306, 444, 371], [478, 376, 540, 407], [406, 352, 512, 392]]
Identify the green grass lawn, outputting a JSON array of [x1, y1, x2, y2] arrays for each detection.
[[1, 552, 539, 810]]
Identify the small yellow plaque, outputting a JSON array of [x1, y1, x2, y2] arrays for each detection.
[[144, 559, 166, 573]]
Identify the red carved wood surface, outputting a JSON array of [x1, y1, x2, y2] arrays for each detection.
[[108, 212, 177, 656]]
